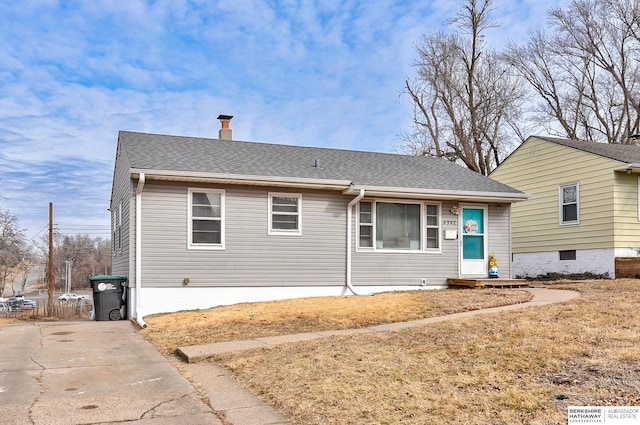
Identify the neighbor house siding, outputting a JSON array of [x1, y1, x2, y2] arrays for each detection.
[[490, 137, 618, 253], [613, 172, 640, 248], [138, 182, 347, 288]]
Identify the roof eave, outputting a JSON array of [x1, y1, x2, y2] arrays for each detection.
[[343, 185, 529, 202], [130, 169, 352, 190], [615, 163, 640, 174], [130, 169, 529, 202]]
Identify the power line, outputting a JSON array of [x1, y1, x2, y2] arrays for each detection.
[[29, 224, 50, 241]]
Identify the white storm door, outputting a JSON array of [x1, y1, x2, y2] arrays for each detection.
[[460, 205, 488, 276]]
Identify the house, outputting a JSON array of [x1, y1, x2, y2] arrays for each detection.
[[490, 135, 640, 279], [110, 116, 527, 325]]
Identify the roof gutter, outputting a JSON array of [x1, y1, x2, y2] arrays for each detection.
[[131, 169, 352, 191], [619, 163, 640, 174], [344, 185, 529, 202], [345, 189, 368, 296], [135, 173, 147, 328]]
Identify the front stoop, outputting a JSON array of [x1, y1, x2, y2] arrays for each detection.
[[447, 278, 529, 288]]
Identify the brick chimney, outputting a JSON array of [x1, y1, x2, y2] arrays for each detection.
[[217, 114, 233, 140]]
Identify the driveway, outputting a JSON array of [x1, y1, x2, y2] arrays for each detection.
[[0, 320, 221, 425]]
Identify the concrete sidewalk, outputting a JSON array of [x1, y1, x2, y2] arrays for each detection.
[[178, 287, 579, 425]]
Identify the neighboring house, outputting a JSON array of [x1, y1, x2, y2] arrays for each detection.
[[110, 117, 526, 324], [490, 135, 640, 279]]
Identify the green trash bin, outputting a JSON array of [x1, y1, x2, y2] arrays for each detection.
[[89, 275, 128, 321]]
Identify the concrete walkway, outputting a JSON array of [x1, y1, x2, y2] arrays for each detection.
[[178, 287, 580, 425]]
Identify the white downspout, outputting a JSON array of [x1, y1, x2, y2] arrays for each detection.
[[135, 173, 147, 328], [346, 189, 367, 295]]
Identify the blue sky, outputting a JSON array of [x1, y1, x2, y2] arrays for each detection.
[[0, 0, 566, 241]]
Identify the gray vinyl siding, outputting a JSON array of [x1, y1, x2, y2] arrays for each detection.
[[133, 179, 513, 288], [139, 182, 348, 288], [486, 204, 512, 278], [109, 142, 133, 280]]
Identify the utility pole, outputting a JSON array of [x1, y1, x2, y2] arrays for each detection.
[[48, 202, 54, 316]]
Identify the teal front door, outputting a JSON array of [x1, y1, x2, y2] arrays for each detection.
[[460, 206, 488, 276]]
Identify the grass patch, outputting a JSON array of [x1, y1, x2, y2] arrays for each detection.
[[142, 288, 532, 356], [0, 317, 20, 328]]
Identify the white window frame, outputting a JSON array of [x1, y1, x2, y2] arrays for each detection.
[[117, 201, 122, 250], [111, 208, 117, 255], [188, 188, 225, 250], [637, 176, 640, 221], [112, 201, 123, 255], [356, 199, 441, 253], [358, 201, 374, 248], [268, 193, 302, 236], [559, 183, 580, 225], [425, 203, 441, 250]]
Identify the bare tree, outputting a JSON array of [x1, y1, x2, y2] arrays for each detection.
[[402, 0, 525, 175], [611, 0, 640, 44], [0, 207, 26, 296], [16, 248, 36, 295], [504, 30, 588, 139], [505, 0, 640, 143], [57, 234, 111, 291]]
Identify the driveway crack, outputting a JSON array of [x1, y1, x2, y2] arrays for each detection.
[[28, 325, 46, 425]]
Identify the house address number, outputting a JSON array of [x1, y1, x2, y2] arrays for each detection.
[[443, 219, 458, 226]]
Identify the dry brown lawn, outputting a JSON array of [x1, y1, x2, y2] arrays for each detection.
[[0, 317, 18, 328], [142, 288, 532, 355], [142, 280, 640, 425]]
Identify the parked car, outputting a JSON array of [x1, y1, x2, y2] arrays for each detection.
[[6, 297, 20, 310], [21, 300, 36, 309], [15, 294, 25, 301], [0, 302, 7, 313], [58, 293, 86, 301]]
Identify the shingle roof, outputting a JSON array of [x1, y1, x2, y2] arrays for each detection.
[[536, 136, 640, 163], [118, 131, 523, 196]]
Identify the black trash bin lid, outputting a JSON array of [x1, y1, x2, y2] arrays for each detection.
[[90, 275, 128, 281]]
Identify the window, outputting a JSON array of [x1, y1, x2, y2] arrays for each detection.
[[112, 201, 122, 254], [425, 204, 440, 249], [188, 189, 224, 248], [637, 176, 640, 221], [112, 209, 116, 253], [559, 250, 576, 261], [359, 202, 373, 247], [269, 193, 302, 235], [117, 202, 122, 250], [560, 183, 579, 225], [357, 201, 440, 252], [377, 202, 421, 249]]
